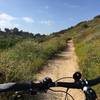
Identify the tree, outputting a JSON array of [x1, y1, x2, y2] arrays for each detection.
[[34, 33, 41, 38], [5, 28, 11, 33], [12, 27, 19, 34], [83, 24, 89, 28], [94, 15, 100, 19]]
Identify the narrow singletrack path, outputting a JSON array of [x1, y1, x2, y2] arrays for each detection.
[[35, 40, 85, 100]]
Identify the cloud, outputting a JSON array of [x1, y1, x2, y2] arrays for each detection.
[[0, 13, 34, 30], [40, 20, 54, 26], [0, 21, 19, 29], [0, 13, 16, 22], [0, 13, 19, 29], [22, 17, 34, 23], [0, 20, 19, 29]]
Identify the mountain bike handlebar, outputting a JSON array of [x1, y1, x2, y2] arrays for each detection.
[[0, 77, 99, 92], [0, 72, 100, 100]]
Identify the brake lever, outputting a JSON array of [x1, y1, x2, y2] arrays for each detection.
[[39, 77, 53, 92]]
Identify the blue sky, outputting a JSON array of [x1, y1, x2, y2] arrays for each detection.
[[0, 0, 100, 34]]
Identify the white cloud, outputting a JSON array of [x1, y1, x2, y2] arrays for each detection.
[[22, 17, 34, 23], [0, 13, 35, 30], [40, 20, 54, 26], [0, 13, 19, 29], [0, 21, 19, 29], [0, 13, 16, 22]]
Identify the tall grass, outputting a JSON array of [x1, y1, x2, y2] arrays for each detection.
[[63, 17, 100, 96], [0, 36, 68, 99], [0, 37, 67, 83], [72, 19, 100, 95]]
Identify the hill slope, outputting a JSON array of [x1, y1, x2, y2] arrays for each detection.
[[0, 15, 100, 99], [61, 15, 100, 94]]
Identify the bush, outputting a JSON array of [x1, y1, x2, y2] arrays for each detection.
[[82, 24, 89, 28], [74, 31, 100, 94], [94, 15, 100, 19], [0, 37, 67, 82]]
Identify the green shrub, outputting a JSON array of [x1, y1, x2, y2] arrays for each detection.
[[74, 30, 100, 94], [0, 37, 67, 83]]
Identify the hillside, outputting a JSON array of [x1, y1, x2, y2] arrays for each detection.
[[0, 28, 48, 50], [40, 15, 100, 96], [61, 15, 100, 94], [64, 15, 100, 78], [0, 15, 100, 99], [0, 30, 68, 82]]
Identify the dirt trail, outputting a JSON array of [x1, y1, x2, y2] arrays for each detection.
[[35, 40, 85, 100]]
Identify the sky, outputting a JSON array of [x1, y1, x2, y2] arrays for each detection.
[[0, 0, 100, 34]]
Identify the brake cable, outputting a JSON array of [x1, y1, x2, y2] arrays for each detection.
[[48, 76, 75, 100], [49, 88, 75, 100]]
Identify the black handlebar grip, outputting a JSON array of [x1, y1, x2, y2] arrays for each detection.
[[88, 77, 100, 86]]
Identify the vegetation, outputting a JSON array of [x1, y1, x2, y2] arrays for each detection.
[[0, 15, 100, 99], [0, 27, 68, 99], [63, 16, 100, 95], [0, 28, 68, 99]]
